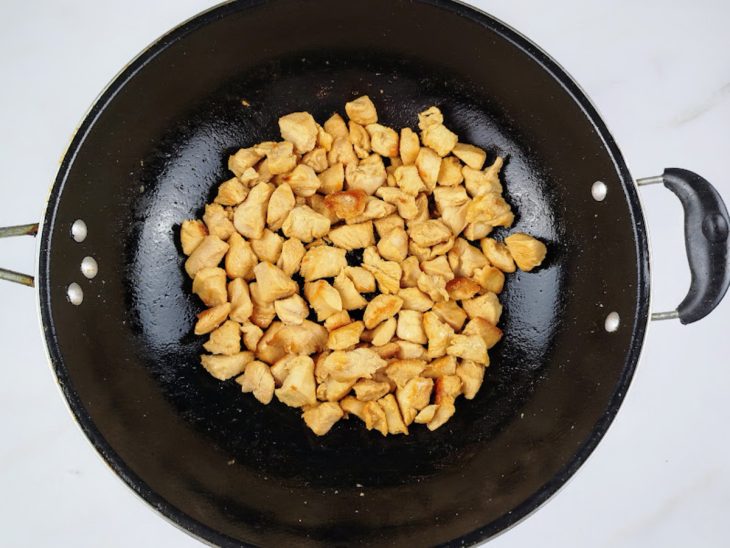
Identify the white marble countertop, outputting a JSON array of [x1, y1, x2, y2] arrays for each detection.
[[1, 1, 728, 546]]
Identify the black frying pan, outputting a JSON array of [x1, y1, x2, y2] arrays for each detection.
[[2, 1, 729, 546]]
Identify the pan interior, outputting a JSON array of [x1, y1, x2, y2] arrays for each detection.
[[39, 1, 648, 546]]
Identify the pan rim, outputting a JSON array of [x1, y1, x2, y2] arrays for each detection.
[[35, 0, 651, 546]]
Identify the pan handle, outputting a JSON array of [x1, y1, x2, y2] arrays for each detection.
[[637, 168, 730, 324], [0, 223, 38, 287]]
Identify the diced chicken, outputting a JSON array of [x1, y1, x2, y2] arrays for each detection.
[[279, 164, 321, 197], [225, 233, 257, 280], [399, 127, 420, 165], [363, 294, 404, 329], [274, 294, 309, 325], [415, 147, 441, 190], [400, 256, 422, 288], [194, 303, 231, 335], [266, 183, 296, 231], [504, 233, 547, 271], [457, 360, 486, 400], [362, 246, 402, 294], [302, 147, 329, 173], [370, 316, 397, 346], [467, 192, 514, 227], [385, 359, 426, 388], [328, 136, 358, 167], [421, 256, 454, 281], [353, 379, 391, 401], [340, 396, 367, 421], [228, 278, 253, 323], [185, 235, 229, 278], [276, 238, 306, 277], [462, 221, 492, 241], [328, 222, 375, 250], [397, 287, 433, 312], [452, 143, 487, 170], [203, 320, 241, 355], [434, 375, 462, 404], [371, 341, 401, 360], [396, 376, 434, 425], [319, 162, 345, 194], [346, 95, 378, 125], [396, 340, 426, 360], [416, 272, 449, 302], [422, 123, 458, 157], [316, 376, 356, 402], [321, 348, 386, 382], [255, 322, 286, 364], [333, 272, 368, 310], [201, 351, 253, 381], [346, 197, 397, 224], [394, 165, 426, 195], [373, 214, 405, 238], [238, 167, 259, 185], [327, 321, 365, 350], [433, 186, 469, 213], [272, 320, 328, 356], [252, 262, 297, 302], [422, 355, 457, 378], [324, 189, 369, 220], [427, 400, 456, 431], [344, 266, 376, 293], [324, 113, 349, 139], [438, 156, 464, 186], [440, 203, 469, 236], [363, 400, 388, 435], [282, 205, 331, 242], [235, 360, 275, 404], [462, 292, 503, 324], [418, 106, 444, 130], [233, 182, 274, 239], [251, 229, 283, 264], [376, 226, 408, 262], [302, 402, 344, 435], [463, 317, 503, 349], [409, 220, 452, 247], [192, 267, 227, 307], [215, 177, 248, 206], [431, 301, 467, 331], [396, 310, 427, 344], [249, 282, 276, 329], [366, 124, 399, 158], [378, 394, 408, 435], [228, 147, 263, 177], [447, 334, 488, 364], [275, 355, 317, 408], [324, 310, 352, 332], [376, 187, 419, 220], [240, 321, 264, 351], [414, 404, 438, 424], [463, 166, 502, 197], [180, 219, 208, 256], [265, 141, 298, 175], [279, 111, 318, 154], [423, 311, 455, 359], [445, 277, 480, 301], [304, 280, 343, 321], [349, 121, 371, 159], [449, 238, 488, 277], [345, 154, 387, 195], [480, 237, 516, 274], [472, 265, 505, 294], [300, 246, 347, 281]]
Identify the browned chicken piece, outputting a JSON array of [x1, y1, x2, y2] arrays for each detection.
[[185, 235, 229, 278], [423, 311, 455, 359], [370, 317, 397, 347], [265, 141, 298, 175], [225, 233, 257, 280], [462, 292, 503, 324], [409, 220, 452, 247], [307, 194, 339, 224], [328, 136, 358, 167], [233, 182, 274, 239], [396, 341, 427, 360], [422, 355, 457, 378], [279, 164, 321, 197], [249, 282, 276, 329], [447, 334, 488, 364], [214, 177, 248, 206], [364, 124, 398, 158], [302, 402, 344, 436], [353, 379, 391, 401], [438, 156, 464, 186], [277, 238, 306, 277], [457, 360, 485, 400], [416, 272, 449, 302], [397, 287, 434, 312], [467, 192, 514, 227], [275, 355, 317, 408], [439, 203, 469, 236], [346, 196, 397, 224], [394, 165, 426, 195], [345, 153, 387, 195], [192, 267, 227, 307], [240, 321, 264, 352], [228, 147, 263, 177], [345, 95, 378, 125], [255, 159, 274, 184], [363, 400, 388, 435], [448, 238, 488, 277], [203, 320, 241, 355], [376, 226, 408, 262], [375, 187, 419, 220], [273, 321, 328, 356], [463, 166, 502, 197], [385, 359, 427, 388], [300, 246, 347, 281], [251, 229, 283, 264], [302, 147, 329, 173], [324, 310, 352, 332], [201, 351, 254, 381], [266, 183, 296, 231], [396, 376, 434, 425], [344, 266, 376, 293], [340, 396, 367, 421], [504, 233, 547, 271], [349, 121, 371, 159], [378, 394, 408, 435], [421, 123, 458, 157], [399, 127, 420, 165], [324, 189, 369, 220], [228, 278, 253, 323], [372, 341, 401, 360], [194, 303, 231, 335], [462, 316, 503, 349], [396, 310, 427, 344], [327, 321, 365, 350], [282, 205, 331, 242], [445, 277, 481, 301], [362, 246, 402, 294], [304, 280, 343, 321], [252, 262, 297, 302], [431, 301, 468, 331], [396, 256, 419, 288], [414, 404, 438, 424], [452, 143, 486, 170], [236, 360, 276, 404], [363, 294, 404, 329], [320, 348, 387, 382], [324, 113, 349, 139], [278, 111, 318, 154], [373, 214, 405, 238], [434, 375, 463, 404], [415, 147, 441, 190], [421, 256, 454, 281], [328, 222, 375, 250], [318, 162, 345, 194], [417, 105, 442, 129], [274, 294, 309, 325], [238, 167, 258, 185], [462, 221, 492, 241], [316, 377, 356, 402], [472, 265, 505, 294], [317, 124, 334, 151], [433, 186, 469, 213], [255, 322, 286, 365], [333, 272, 368, 310], [180, 219, 208, 256], [427, 399, 456, 431]]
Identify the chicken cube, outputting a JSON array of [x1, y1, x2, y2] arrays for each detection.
[[447, 334, 488, 364], [254, 322, 286, 364], [396, 376, 434, 425], [423, 311, 455, 359], [462, 292, 503, 324], [346, 196, 397, 224], [233, 182, 274, 239], [400, 256, 422, 288], [416, 272, 449, 302], [251, 229, 283, 264], [266, 183, 296, 231], [340, 395, 367, 421], [185, 235, 229, 278], [192, 267, 227, 307], [324, 113, 349, 139], [280, 164, 321, 197], [409, 220, 452, 247], [323, 311, 351, 332], [449, 238, 489, 277], [445, 277, 481, 301], [300, 246, 347, 281], [434, 375, 463, 404], [433, 186, 469, 213], [462, 221, 492, 241], [180, 219, 208, 256], [249, 282, 277, 328], [324, 189, 369, 220], [319, 162, 345, 194], [467, 192, 514, 227], [321, 348, 386, 382], [422, 123, 458, 157], [194, 303, 231, 335], [363, 400, 388, 435], [275, 355, 317, 408], [422, 355, 457, 378], [418, 106, 444, 130], [431, 301, 467, 331], [377, 394, 408, 435], [328, 136, 358, 167], [328, 222, 375, 250], [376, 226, 408, 262], [452, 143, 487, 170], [274, 294, 309, 325], [214, 177, 248, 206], [346, 154, 387, 195], [438, 156, 464, 186], [396, 341, 426, 360], [370, 316, 397, 346], [349, 121, 371, 159], [472, 265, 505, 294], [240, 321, 264, 351], [414, 404, 438, 424], [304, 280, 343, 321], [272, 321, 328, 356], [353, 379, 391, 401], [385, 359, 427, 388], [362, 246, 402, 294], [427, 400, 456, 431], [463, 166, 502, 197], [228, 278, 253, 323], [463, 317, 503, 349], [302, 402, 344, 436], [265, 141, 298, 175], [399, 127, 420, 165], [228, 147, 263, 177], [373, 214, 405, 238], [252, 262, 297, 302], [457, 360, 485, 400], [282, 205, 331, 242], [394, 165, 426, 195], [278, 111, 318, 154], [504, 233, 547, 271], [225, 233, 256, 280], [480, 238, 516, 273], [366, 124, 399, 158], [396, 287, 432, 312], [327, 321, 365, 350], [344, 266, 376, 293], [203, 320, 241, 355], [316, 376, 356, 402], [415, 147, 442, 189], [302, 147, 329, 173], [234, 360, 275, 404], [363, 294, 404, 329], [396, 310, 427, 344], [421, 256, 454, 281], [345, 95, 378, 125], [333, 272, 368, 310], [201, 351, 253, 381], [375, 187, 419, 220]]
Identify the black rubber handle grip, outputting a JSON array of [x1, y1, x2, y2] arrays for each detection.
[[663, 168, 730, 324]]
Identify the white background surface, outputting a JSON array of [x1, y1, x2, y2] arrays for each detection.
[[1, 0, 728, 546]]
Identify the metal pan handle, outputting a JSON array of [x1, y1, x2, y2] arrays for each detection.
[[638, 168, 730, 324], [0, 223, 38, 287]]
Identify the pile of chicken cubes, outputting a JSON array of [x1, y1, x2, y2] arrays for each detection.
[[180, 96, 546, 436]]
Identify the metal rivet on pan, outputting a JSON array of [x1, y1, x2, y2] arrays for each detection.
[[71, 220, 87, 242], [592, 181, 607, 202], [80, 256, 98, 279], [604, 311, 620, 332], [67, 283, 83, 305]]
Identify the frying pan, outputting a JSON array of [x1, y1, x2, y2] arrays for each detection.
[[2, 0, 729, 546]]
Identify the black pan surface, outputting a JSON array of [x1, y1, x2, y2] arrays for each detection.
[[38, 0, 649, 545]]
